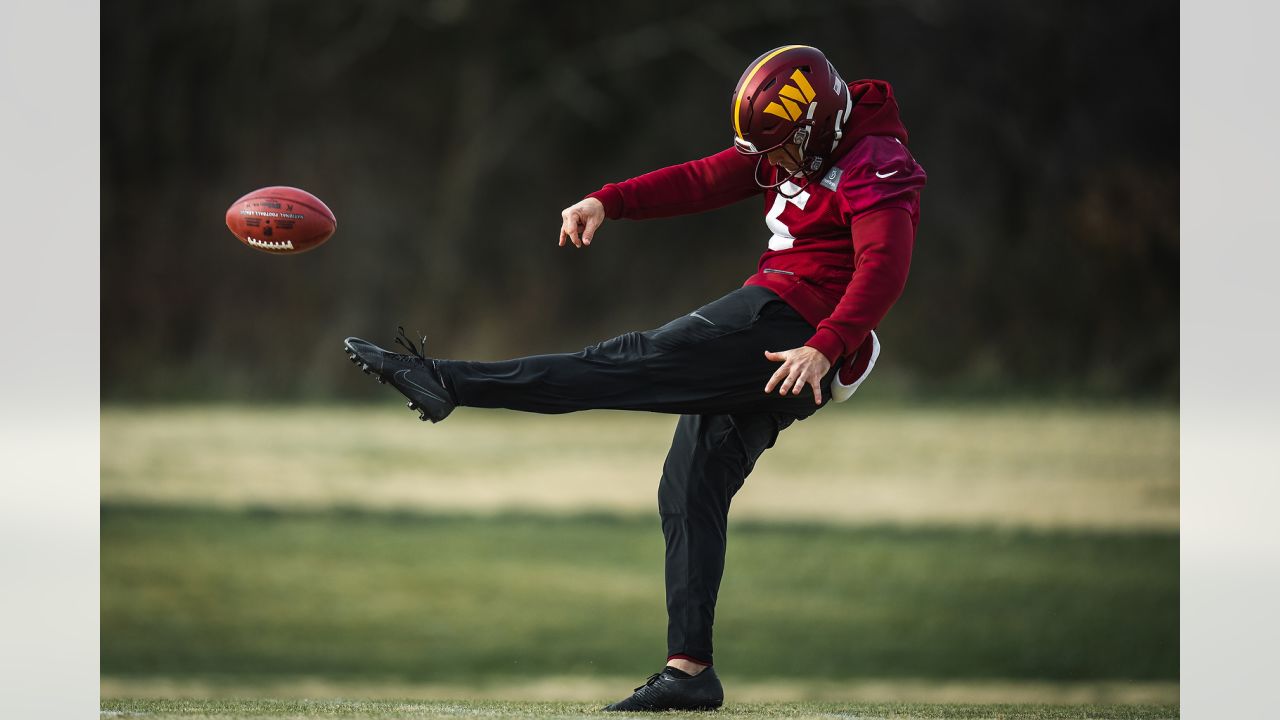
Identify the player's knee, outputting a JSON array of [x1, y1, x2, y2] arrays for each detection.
[[657, 472, 688, 516], [584, 330, 652, 362]]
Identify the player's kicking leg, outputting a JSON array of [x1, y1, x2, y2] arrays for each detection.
[[343, 286, 832, 421]]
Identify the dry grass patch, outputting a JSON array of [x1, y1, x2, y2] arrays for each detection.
[[101, 403, 1177, 529]]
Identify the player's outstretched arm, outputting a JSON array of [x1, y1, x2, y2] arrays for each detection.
[[558, 197, 605, 248]]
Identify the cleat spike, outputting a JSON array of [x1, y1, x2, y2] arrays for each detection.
[[407, 401, 417, 410]]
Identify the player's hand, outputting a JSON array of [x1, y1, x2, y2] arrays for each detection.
[[764, 346, 832, 405], [559, 197, 606, 249]]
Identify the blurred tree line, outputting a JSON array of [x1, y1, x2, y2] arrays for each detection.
[[102, 0, 1177, 401]]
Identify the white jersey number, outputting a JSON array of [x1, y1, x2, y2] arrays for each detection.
[[765, 181, 810, 251]]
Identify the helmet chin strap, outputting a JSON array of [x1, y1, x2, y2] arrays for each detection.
[[750, 124, 821, 197], [776, 173, 810, 199], [752, 155, 812, 198]]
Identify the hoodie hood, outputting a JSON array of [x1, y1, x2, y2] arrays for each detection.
[[841, 79, 909, 145]]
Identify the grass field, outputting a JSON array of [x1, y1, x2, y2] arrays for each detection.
[[99, 699, 1180, 719], [101, 403, 1178, 714], [102, 506, 1176, 682], [101, 404, 1178, 529]]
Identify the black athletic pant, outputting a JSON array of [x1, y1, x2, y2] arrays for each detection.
[[436, 285, 835, 664]]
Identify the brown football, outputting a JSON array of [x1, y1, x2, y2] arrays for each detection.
[[225, 186, 336, 254]]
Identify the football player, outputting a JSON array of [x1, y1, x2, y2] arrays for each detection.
[[345, 44, 926, 711]]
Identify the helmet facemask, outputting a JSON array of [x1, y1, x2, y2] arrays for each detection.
[[734, 119, 826, 199]]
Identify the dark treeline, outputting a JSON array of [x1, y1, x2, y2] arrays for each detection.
[[102, 0, 1177, 401]]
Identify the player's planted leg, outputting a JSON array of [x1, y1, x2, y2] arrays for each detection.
[[602, 666, 724, 712], [603, 412, 799, 712], [659, 412, 796, 666], [344, 328, 456, 422]]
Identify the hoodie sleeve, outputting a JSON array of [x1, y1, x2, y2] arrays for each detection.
[[804, 207, 916, 364], [586, 147, 763, 220], [803, 136, 925, 363]]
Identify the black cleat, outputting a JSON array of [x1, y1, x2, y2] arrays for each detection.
[[602, 666, 723, 712], [343, 327, 455, 423]]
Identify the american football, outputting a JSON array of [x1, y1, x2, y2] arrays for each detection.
[[225, 186, 336, 254]]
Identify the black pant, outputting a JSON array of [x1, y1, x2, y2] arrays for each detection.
[[436, 285, 835, 664]]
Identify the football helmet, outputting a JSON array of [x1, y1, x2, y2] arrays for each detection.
[[731, 45, 853, 196]]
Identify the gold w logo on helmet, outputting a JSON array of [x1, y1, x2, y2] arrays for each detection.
[[763, 70, 817, 121]]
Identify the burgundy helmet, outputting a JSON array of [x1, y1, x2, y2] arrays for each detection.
[[731, 45, 853, 194]]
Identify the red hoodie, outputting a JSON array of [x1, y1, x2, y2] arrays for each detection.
[[588, 80, 926, 376]]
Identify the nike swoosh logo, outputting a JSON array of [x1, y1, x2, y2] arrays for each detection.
[[689, 311, 716, 326], [394, 369, 446, 402], [875, 170, 899, 178]]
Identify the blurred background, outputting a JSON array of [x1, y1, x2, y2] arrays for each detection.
[[100, 0, 1178, 706]]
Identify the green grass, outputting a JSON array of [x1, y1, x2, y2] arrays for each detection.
[[99, 698, 1180, 719], [101, 506, 1177, 684], [101, 403, 1179, 708]]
